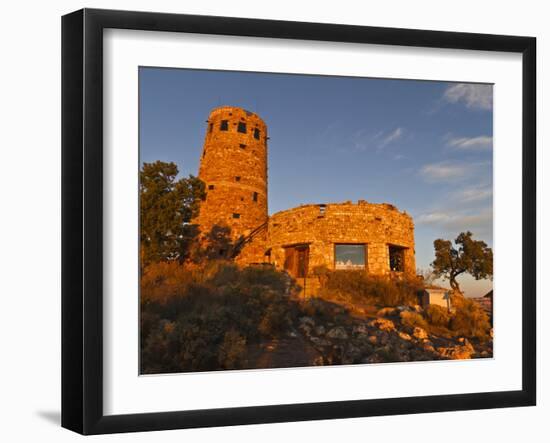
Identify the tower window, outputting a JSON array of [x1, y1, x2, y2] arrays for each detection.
[[237, 122, 247, 133], [254, 128, 260, 139], [232, 213, 241, 219], [208, 123, 213, 133], [235, 176, 241, 182], [389, 245, 406, 272], [220, 120, 229, 131], [239, 143, 246, 149], [253, 192, 258, 202], [208, 184, 215, 190]]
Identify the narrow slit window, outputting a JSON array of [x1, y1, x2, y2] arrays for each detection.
[[208, 123, 213, 133], [239, 143, 246, 149], [232, 213, 241, 219], [254, 128, 260, 139], [208, 184, 215, 190], [220, 120, 229, 131], [253, 192, 258, 202], [237, 122, 247, 133]]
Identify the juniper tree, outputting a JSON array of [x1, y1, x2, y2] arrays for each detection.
[[431, 231, 493, 293], [140, 161, 205, 266]]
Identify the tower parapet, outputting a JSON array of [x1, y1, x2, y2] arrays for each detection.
[[195, 106, 268, 240]]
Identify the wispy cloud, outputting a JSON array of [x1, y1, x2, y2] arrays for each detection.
[[380, 127, 403, 148], [419, 161, 469, 182], [352, 127, 404, 152], [443, 83, 493, 110], [454, 184, 493, 203], [417, 209, 492, 232], [447, 135, 493, 150]]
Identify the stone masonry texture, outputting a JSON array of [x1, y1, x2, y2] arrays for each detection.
[[194, 106, 269, 240], [194, 106, 416, 276]]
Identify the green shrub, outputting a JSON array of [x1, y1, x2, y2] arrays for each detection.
[[425, 305, 450, 328], [400, 311, 429, 330], [140, 260, 194, 305], [450, 296, 491, 340], [140, 262, 300, 373], [319, 271, 422, 307], [218, 329, 247, 369]]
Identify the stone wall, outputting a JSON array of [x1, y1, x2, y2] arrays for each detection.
[[264, 201, 416, 276], [194, 106, 268, 240], [192, 106, 416, 277]]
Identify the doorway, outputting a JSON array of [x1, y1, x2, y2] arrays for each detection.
[[284, 244, 310, 278]]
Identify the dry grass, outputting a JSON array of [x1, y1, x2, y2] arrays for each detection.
[[316, 268, 423, 308]]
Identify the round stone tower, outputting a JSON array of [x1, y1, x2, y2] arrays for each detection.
[[195, 106, 268, 240]]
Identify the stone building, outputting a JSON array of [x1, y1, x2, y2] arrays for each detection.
[[194, 106, 416, 279]]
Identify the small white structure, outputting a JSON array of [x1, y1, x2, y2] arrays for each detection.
[[418, 288, 451, 311]]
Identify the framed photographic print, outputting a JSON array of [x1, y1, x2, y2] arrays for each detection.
[[61, 8, 536, 435]]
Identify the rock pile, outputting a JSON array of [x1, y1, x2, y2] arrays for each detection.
[[289, 300, 491, 365]]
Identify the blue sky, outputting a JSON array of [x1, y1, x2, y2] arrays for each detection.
[[140, 67, 493, 297]]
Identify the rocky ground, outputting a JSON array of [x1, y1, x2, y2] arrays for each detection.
[[248, 298, 493, 369]]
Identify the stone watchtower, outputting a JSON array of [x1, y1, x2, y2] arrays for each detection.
[[195, 106, 269, 241]]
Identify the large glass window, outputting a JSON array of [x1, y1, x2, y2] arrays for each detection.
[[334, 244, 366, 270]]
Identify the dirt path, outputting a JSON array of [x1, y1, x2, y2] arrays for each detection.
[[249, 335, 321, 369]]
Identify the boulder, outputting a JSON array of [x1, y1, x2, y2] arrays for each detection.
[[437, 341, 475, 359], [355, 332, 371, 342], [362, 353, 385, 364], [378, 331, 390, 346], [326, 327, 349, 340], [369, 318, 396, 332], [314, 325, 326, 336], [412, 327, 429, 340], [377, 307, 397, 317], [298, 323, 312, 336], [312, 356, 325, 366], [398, 331, 412, 341], [352, 324, 369, 335], [343, 344, 363, 363], [310, 337, 331, 348], [396, 305, 413, 312], [287, 330, 298, 339], [422, 344, 436, 353], [299, 316, 315, 327]]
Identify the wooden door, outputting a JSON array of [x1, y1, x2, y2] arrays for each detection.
[[284, 245, 309, 278], [284, 247, 296, 275]]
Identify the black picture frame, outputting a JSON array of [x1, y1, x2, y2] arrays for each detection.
[[62, 8, 536, 435]]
